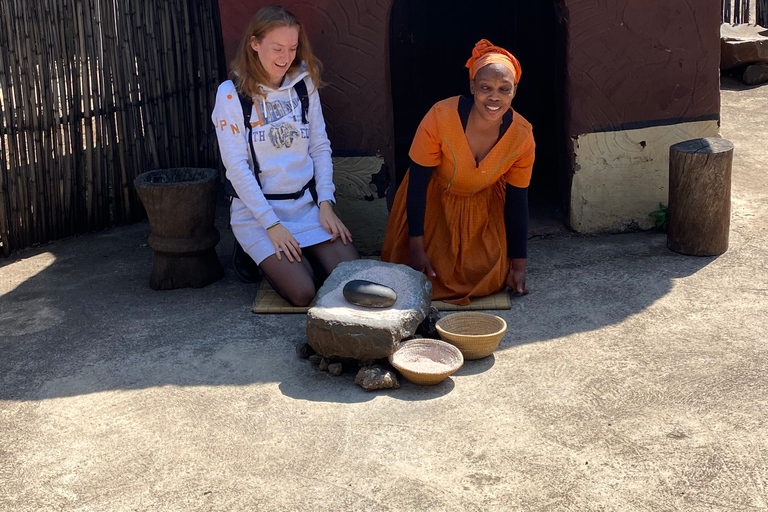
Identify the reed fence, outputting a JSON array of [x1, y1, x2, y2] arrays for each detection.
[[0, 0, 226, 256], [757, 0, 768, 26], [722, 0, 768, 24], [722, 0, 751, 23]]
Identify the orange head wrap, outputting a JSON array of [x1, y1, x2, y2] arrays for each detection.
[[465, 39, 522, 84]]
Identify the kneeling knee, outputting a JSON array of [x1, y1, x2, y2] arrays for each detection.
[[335, 241, 360, 263], [288, 286, 316, 307]]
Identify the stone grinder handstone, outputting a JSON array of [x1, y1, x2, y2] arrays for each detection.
[[342, 279, 397, 308]]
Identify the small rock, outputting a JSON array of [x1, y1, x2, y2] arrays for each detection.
[[328, 363, 343, 376], [309, 354, 323, 365], [343, 279, 397, 308], [743, 63, 768, 85], [319, 358, 329, 371], [296, 342, 315, 359], [355, 366, 400, 391], [415, 306, 439, 337]]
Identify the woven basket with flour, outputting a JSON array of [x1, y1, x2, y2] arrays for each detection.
[[388, 339, 463, 386]]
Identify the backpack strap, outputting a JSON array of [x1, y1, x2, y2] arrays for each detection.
[[293, 79, 309, 125], [237, 92, 263, 191]]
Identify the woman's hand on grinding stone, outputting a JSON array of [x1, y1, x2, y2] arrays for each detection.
[[409, 236, 436, 277]]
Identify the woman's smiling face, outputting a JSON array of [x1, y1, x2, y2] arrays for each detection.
[[470, 63, 516, 122], [251, 25, 300, 88]]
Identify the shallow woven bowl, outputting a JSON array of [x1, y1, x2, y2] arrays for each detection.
[[388, 339, 464, 386], [436, 312, 507, 360]]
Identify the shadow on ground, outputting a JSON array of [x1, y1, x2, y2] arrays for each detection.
[[720, 74, 768, 91], [0, 205, 712, 404]]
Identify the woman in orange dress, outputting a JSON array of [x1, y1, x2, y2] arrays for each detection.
[[381, 39, 535, 305]]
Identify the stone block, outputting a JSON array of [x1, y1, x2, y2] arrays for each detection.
[[306, 260, 432, 360], [721, 23, 768, 70]]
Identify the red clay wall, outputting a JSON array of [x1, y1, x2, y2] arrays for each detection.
[[217, 0, 722, 223], [218, 0, 394, 169], [564, 0, 721, 136]]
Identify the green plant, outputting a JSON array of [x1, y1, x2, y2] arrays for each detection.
[[649, 203, 669, 232]]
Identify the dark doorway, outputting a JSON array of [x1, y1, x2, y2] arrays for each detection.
[[389, 0, 566, 219]]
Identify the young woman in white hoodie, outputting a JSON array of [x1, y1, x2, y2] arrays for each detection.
[[212, 6, 358, 306]]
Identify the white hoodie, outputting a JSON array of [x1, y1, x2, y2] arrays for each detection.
[[211, 63, 336, 263]]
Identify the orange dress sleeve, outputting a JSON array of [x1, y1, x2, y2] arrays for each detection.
[[503, 131, 535, 188], [408, 106, 443, 168]]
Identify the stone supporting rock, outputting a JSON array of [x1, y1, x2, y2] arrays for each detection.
[[355, 366, 400, 391], [295, 343, 315, 359], [415, 306, 440, 338]]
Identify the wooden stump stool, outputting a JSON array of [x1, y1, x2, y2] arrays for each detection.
[[135, 168, 224, 290], [668, 138, 733, 256]]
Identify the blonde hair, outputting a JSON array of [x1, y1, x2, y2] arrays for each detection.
[[230, 6, 323, 98]]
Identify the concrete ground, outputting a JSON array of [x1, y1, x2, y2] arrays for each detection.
[[1, 79, 767, 511]]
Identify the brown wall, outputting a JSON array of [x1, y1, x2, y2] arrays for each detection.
[[564, 0, 721, 136], [218, 0, 394, 170], [218, 0, 722, 215]]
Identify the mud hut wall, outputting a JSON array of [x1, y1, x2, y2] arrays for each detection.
[[219, 1, 395, 169], [565, 0, 722, 232], [219, 1, 723, 233]]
